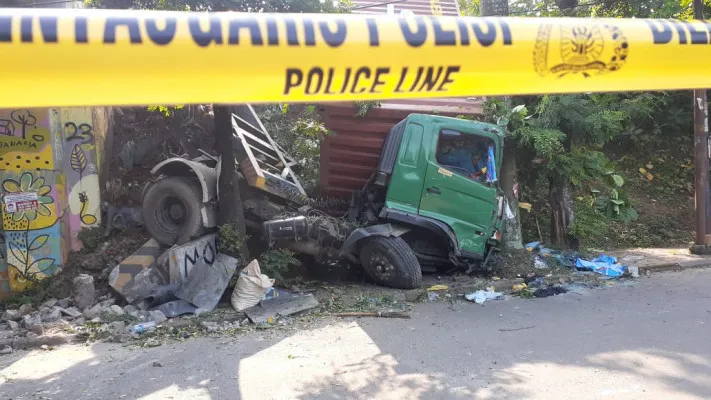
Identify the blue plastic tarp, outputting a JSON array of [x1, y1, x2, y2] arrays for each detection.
[[575, 255, 627, 277]]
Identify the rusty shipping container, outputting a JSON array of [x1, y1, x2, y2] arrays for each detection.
[[318, 0, 484, 199]]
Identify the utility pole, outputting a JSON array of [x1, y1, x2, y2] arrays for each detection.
[[690, 0, 711, 254]]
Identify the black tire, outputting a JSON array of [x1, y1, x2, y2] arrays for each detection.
[[359, 236, 422, 289], [142, 176, 204, 246]]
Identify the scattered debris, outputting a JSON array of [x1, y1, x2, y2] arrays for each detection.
[[2, 309, 20, 321], [465, 289, 504, 304], [60, 307, 83, 319], [499, 325, 537, 332], [0, 345, 12, 355], [23, 314, 44, 336], [152, 361, 163, 367], [628, 266, 640, 278], [427, 284, 449, 291], [108, 239, 166, 303], [532, 286, 568, 298], [152, 300, 198, 318], [245, 293, 319, 324], [512, 283, 528, 292], [73, 274, 95, 310], [200, 321, 220, 332], [131, 321, 157, 334], [576, 255, 627, 277], [7, 320, 19, 331], [149, 310, 167, 324], [335, 311, 411, 319], [176, 253, 239, 311], [427, 292, 439, 302], [231, 259, 274, 312], [525, 242, 630, 277], [18, 304, 32, 316]]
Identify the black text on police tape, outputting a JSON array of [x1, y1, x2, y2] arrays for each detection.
[[284, 66, 461, 95], [0, 13, 513, 48]]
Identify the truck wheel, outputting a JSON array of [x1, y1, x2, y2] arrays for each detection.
[[142, 176, 204, 246], [359, 236, 422, 289]]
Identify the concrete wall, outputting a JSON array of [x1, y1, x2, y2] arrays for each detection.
[[0, 108, 106, 298]]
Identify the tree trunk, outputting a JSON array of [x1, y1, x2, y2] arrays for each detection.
[[214, 105, 250, 261], [500, 141, 523, 249], [548, 174, 575, 249], [480, 0, 523, 250]]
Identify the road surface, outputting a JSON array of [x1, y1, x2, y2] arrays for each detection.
[[2, 269, 711, 399]]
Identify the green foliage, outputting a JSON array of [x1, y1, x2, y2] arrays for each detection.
[[257, 104, 331, 194], [147, 105, 184, 117], [354, 101, 382, 117], [86, 0, 352, 13], [258, 249, 301, 280], [78, 227, 104, 253], [217, 224, 249, 264]]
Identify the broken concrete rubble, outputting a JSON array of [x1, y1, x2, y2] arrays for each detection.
[[23, 314, 44, 336], [42, 308, 62, 323], [18, 304, 32, 316], [149, 310, 167, 324], [108, 239, 167, 303], [41, 298, 58, 309], [57, 298, 71, 308], [73, 274, 95, 310], [2, 310, 20, 322], [108, 305, 124, 315], [60, 307, 83, 319], [83, 304, 104, 320]]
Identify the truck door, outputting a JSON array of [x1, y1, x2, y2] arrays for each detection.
[[385, 122, 427, 213], [418, 127, 499, 255]]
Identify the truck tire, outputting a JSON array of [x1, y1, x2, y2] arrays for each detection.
[[359, 236, 422, 289], [142, 176, 204, 246]]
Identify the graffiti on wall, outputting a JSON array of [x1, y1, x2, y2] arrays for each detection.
[[62, 108, 101, 252], [0, 109, 63, 293], [0, 108, 104, 297]]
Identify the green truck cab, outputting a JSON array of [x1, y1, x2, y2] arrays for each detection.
[[343, 114, 505, 285], [141, 108, 505, 291]]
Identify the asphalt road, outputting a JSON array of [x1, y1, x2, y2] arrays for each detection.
[[2, 268, 711, 400]]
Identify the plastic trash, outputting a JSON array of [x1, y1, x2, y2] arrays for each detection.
[[533, 254, 549, 269], [575, 254, 627, 277], [525, 242, 542, 252], [263, 287, 279, 301], [465, 289, 504, 304], [427, 284, 449, 291], [131, 321, 157, 334]]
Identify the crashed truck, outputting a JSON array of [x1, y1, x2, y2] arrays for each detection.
[[140, 105, 506, 289]]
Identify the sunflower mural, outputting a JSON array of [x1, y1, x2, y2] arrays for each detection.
[[1, 172, 60, 290]]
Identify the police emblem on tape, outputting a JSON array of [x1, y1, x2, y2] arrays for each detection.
[[533, 23, 629, 78]]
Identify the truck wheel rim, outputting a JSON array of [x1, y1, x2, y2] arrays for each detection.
[[157, 196, 186, 233], [370, 252, 394, 279]]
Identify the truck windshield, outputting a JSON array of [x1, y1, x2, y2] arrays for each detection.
[[435, 130, 497, 184]]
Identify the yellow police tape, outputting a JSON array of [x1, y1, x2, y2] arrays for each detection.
[[1, 8, 711, 108]]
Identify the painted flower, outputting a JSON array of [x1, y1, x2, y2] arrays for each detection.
[[2, 172, 53, 222]]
